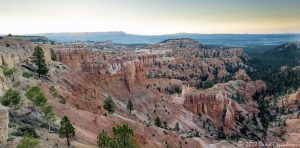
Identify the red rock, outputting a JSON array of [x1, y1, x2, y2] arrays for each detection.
[[234, 69, 251, 81], [296, 90, 300, 100]]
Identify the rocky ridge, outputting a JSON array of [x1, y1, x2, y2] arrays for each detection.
[[0, 37, 51, 68]]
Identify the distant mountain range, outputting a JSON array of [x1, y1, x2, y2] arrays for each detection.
[[31, 32, 300, 45]]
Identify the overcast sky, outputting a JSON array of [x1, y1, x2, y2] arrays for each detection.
[[0, 0, 300, 35]]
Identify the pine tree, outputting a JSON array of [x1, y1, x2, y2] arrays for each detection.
[[175, 121, 180, 132], [103, 97, 115, 114], [97, 124, 138, 148], [42, 104, 56, 131], [113, 124, 137, 148], [31, 46, 48, 77], [50, 48, 57, 61], [59, 116, 75, 147], [97, 130, 113, 148], [127, 99, 133, 115], [155, 117, 161, 127]]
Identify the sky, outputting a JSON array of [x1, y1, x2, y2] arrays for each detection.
[[0, 0, 300, 35]]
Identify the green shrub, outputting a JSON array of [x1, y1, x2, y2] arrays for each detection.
[[50, 48, 57, 61], [97, 124, 138, 148], [1, 66, 18, 77], [22, 71, 32, 78], [49, 85, 58, 97], [17, 134, 39, 148], [15, 125, 39, 138], [25, 86, 46, 107], [1, 89, 21, 107]]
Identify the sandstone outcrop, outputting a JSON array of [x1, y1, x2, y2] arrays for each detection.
[[234, 69, 251, 81], [53, 44, 157, 92], [183, 79, 266, 135], [0, 69, 11, 96], [0, 37, 51, 68], [184, 91, 236, 129], [0, 105, 8, 144]]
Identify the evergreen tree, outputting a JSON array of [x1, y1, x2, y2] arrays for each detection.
[[174, 121, 180, 132], [97, 124, 138, 148], [127, 99, 133, 115], [155, 117, 161, 127], [103, 97, 115, 114], [42, 104, 56, 131], [112, 124, 137, 148], [50, 48, 57, 61], [25, 86, 47, 107], [31, 46, 48, 77], [25, 86, 56, 131], [97, 130, 113, 148], [59, 116, 75, 147]]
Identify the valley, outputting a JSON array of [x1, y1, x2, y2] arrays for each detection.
[[0, 35, 300, 148]]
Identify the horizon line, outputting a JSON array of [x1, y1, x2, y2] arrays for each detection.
[[1, 31, 300, 36]]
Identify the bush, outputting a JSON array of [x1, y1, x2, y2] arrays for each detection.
[[13, 81, 21, 87], [16, 125, 39, 138], [25, 86, 46, 107], [22, 71, 32, 78], [97, 124, 138, 148], [17, 134, 39, 148], [50, 49, 57, 61], [1, 66, 18, 77], [1, 89, 21, 107], [49, 86, 58, 97]]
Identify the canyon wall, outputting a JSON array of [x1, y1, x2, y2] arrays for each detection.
[[53, 44, 156, 91], [184, 92, 236, 129], [183, 79, 266, 135]]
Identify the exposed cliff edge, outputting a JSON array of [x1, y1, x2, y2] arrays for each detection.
[[0, 37, 51, 68]]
